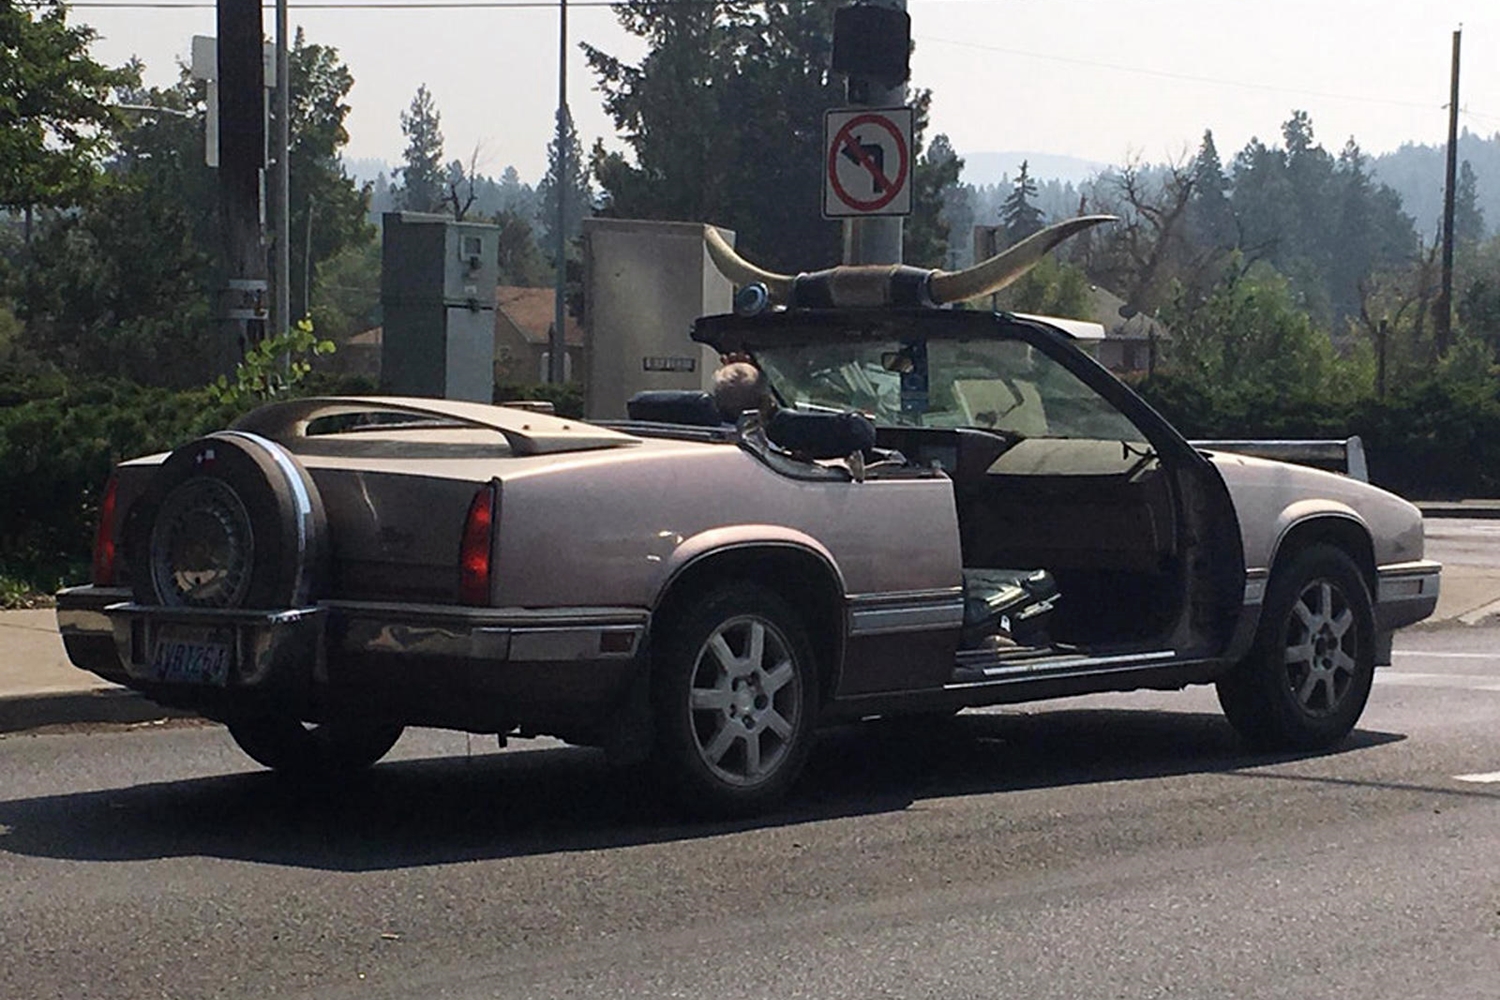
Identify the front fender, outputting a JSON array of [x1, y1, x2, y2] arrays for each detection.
[[1269, 500, 1368, 571]]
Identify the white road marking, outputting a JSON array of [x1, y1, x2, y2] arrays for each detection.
[[1391, 651, 1500, 660], [1453, 771, 1500, 783], [1376, 671, 1500, 691]]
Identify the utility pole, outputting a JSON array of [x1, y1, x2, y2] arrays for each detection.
[[835, 0, 909, 265], [548, 0, 569, 384], [1435, 26, 1461, 356], [215, 0, 267, 375], [274, 0, 291, 336]]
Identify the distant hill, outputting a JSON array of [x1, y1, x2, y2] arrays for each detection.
[[958, 151, 1114, 188], [342, 157, 391, 187], [1371, 129, 1498, 242]]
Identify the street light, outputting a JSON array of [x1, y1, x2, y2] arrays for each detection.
[[111, 103, 195, 118]]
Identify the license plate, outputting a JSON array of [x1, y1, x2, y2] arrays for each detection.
[[148, 627, 233, 686]]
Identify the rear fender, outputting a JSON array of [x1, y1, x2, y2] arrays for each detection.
[[652, 526, 848, 703]]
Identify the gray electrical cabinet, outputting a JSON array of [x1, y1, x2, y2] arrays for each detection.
[[380, 212, 500, 402], [582, 218, 735, 419]]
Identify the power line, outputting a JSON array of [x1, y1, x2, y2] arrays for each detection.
[[35, 0, 1491, 124], [915, 35, 1446, 114], [25, 1, 701, 8]]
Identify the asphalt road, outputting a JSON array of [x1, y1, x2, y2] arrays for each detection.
[[1426, 517, 1500, 569], [4, 621, 1500, 1000]]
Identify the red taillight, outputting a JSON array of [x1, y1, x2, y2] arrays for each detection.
[[458, 482, 497, 606], [91, 474, 120, 586]]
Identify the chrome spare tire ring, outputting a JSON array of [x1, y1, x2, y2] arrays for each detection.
[[687, 613, 803, 788]]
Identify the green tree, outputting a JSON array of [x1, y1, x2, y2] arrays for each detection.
[[310, 235, 379, 343], [1454, 160, 1486, 245], [281, 30, 373, 319], [585, 0, 846, 271], [995, 256, 1091, 319], [903, 119, 963, 269], [396, 84, 444, 213], [1000, 160, 1044, 244], [495, 209, 552, 286], [17, 68, 215, 386], [1187, 129, 1235, 250], [1160, 256, 1358, 403], [535, 106, 594, 247], [0, 2, 129, 219]]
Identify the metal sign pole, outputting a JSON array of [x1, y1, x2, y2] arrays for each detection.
[[549, 0, 569, 384], [275, 0, 291, 335], [841, 0, 907, 266]]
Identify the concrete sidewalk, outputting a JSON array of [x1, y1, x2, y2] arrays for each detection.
[[4, 556, 1498, 735], [0, 608, 190, 733]]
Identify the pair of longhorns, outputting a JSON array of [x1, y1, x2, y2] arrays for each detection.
[[704, 214, 1114, 311]]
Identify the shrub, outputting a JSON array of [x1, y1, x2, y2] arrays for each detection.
[[0, 379, 242, 590]]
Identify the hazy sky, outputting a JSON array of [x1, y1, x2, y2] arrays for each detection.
[[73, 0, 1500, 185]]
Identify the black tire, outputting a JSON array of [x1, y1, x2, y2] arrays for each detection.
[[228, 714, 404, 776], [125, 431, 327, 610], [1217, 544, 1375, 750], [651, 583, 819, 817]]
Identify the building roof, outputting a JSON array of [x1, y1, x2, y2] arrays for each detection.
[[1086, 285, 1170, 343], [496, 285, 585, 347]]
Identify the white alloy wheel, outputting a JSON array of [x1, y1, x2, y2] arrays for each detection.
[[687, 613, 803, 787], [1282, 578, 1360, 717], [652, 583, 819, 816]]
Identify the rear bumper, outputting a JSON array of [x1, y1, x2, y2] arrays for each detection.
[[1374, 560, 1441, 632], [55, 586, 649, 732]]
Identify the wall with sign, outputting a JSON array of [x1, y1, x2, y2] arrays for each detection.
[[582, 218, 734, 419]]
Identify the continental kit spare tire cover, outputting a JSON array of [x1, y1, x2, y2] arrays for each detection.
[[126, 431, 328, 609]]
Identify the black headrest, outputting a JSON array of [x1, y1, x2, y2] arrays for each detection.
[[767, 409, 877, 459], [626, 390, 725, 426]]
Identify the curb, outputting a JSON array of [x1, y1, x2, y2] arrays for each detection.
[[1419, 502, 1500, 519], [0, 687, 190, 734]]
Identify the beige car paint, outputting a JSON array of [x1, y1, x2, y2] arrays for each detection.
[[1208, 451, 1426, 571]]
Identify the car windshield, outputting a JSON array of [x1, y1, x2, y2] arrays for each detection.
[[754, 335, 1142, 440]]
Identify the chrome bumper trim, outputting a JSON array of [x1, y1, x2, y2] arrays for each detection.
[[1374, 559, 1441, 631], [329, 600, 649, 662], [1242, 569, 1268, 606], [104, 602, 327, 686], [56, 588, 649, 675], [847, 588, 965, 637]]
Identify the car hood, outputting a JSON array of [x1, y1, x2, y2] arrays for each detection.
[[1206, 450, 1426, 568]]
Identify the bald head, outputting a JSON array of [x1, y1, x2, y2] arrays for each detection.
[[713, 361, 769, 422]]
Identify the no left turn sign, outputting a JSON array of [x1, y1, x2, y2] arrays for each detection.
[[823, 106, 914, 218]]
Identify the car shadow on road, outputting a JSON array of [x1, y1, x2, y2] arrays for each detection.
[[0, 708, 1414, 872]]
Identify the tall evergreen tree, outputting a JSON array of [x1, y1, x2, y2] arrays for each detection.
[[903, 112, 963, 268], [535, 106, 594, 248], [1455, 160, 1486, 244], [396, 84, 444, 214], [1187, 129, 1235, 250], [1000, 159, 1044, 244], [585, 0, 847, 271]]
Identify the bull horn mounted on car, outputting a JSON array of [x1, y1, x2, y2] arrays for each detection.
[[704, 214, 1116, 312]]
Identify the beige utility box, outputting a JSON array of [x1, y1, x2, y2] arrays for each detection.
[[582, 218, 734, 419]]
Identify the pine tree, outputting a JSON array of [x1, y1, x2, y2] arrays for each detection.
[[1188, 129, 1236, 250], [1455, 160, 1486, 244], [535, 106, 593, 249], [396, 84, 444, 214], [1000, 160, 1044, 244]]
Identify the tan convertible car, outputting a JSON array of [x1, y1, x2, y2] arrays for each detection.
[[56, 220, 1439, 815]]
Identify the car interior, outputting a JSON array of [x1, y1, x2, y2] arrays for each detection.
[[621, 333, 1188, 658]]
